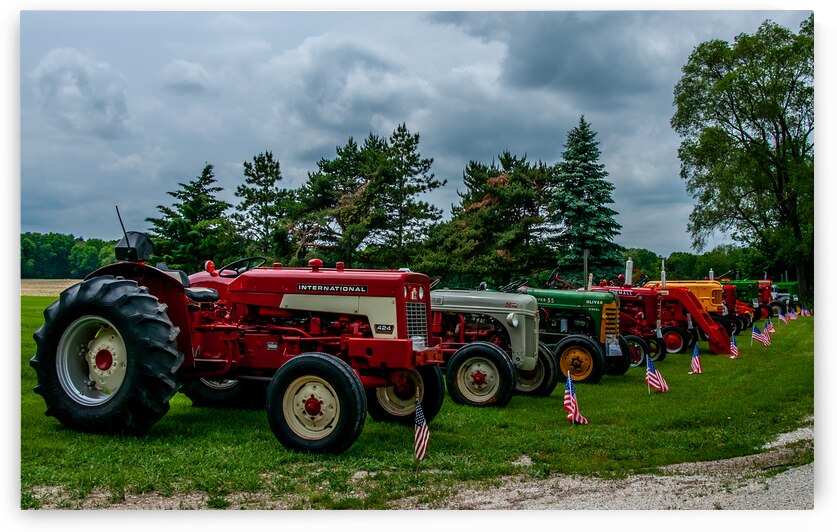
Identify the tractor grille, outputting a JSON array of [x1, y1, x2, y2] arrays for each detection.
[[405, 302, 428, 342], [711, 290, 723, 306], [602, 302, 619, 342]]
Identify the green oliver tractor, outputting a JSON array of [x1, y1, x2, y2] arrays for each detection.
[[505, 280, 628, 384]]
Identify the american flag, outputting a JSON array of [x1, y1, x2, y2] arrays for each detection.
[[790, 309, 798, 320], [646, 356, 669, 392], [751, 324, 771, 347], [414, 398, 429, 461], [729, 335, 739, 359], [563, 372, 589, 424], [689, 342, 702, 374], [765, 319, 776, 334], [779, 311, 789, 324], [801, 305, 811, 316]]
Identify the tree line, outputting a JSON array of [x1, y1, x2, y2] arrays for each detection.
[[19, 228, 797, 289], [142, 117, 627, 287]]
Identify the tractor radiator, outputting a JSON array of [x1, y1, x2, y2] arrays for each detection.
[[405, 302, 429, 343], [602, 302, 619, 342]]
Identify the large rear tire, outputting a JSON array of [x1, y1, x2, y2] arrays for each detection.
[[30, 276, 183, 435], [553, 335, 605, 384], [609, 336, 632, 376], [757, 304, 773, 320], [769, 301, 787, 318], [366, 365, 444, 424], [446, 342, 516, 407], [266, 353, 366, 454], [515, 342, 560, 397], [712, 315, 735, 337]]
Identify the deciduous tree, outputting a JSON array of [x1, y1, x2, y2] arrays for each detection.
[[671, 15, 813, 296]]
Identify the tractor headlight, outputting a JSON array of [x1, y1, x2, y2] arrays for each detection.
[[506, 312, 519, 328]]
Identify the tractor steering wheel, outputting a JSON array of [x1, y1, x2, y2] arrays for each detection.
[[218, 256, 267, 278], [500, 278, 528, 293]]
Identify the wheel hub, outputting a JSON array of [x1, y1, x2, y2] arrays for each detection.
[[456, 357, 499, 402], [283, 377, 340, 440], [84, 329, 127, 392], [95, 350, 113, 371], [304, 395, 323, 416]]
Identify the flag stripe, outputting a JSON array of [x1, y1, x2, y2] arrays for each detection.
[[563, 372, 589, 424], [646, 356, 669, 392], [414, 399, 429, 461]]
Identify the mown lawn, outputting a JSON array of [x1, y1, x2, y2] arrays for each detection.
[[20, 295, 814, 509]]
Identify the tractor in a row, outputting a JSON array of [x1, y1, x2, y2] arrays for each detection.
[[31, 231, 447, 454]]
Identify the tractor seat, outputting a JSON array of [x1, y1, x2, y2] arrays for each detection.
[[157, 263, 219, 303], [184, 287, 220, 303]]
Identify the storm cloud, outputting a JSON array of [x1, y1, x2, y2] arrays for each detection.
[[19, 9, 813, 255]]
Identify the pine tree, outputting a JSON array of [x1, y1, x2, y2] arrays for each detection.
[[146, 164, 234, 272], [293, 135, 382, 267], [366, 123, 446, 267], [550, 116, 623, 283], [233, 151, 294, 258]]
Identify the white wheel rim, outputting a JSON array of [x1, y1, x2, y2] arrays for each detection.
[[282, 375, 340, 441], [628, 341, 646, 367], [456, 356, 500, 402], [200, 378, 240, 391], [56, 316, 128, 406], [374, 370, 422, 417], [515, 358, 545, 392]]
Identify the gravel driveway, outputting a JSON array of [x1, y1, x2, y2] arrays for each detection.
[[390, 424, 814, 510], [29, 423, 813, 510]]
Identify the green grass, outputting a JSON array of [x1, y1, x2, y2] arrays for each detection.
[[20, 295, 814, 509]]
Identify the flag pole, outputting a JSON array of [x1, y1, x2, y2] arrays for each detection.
[[568, 371, 575, 425]]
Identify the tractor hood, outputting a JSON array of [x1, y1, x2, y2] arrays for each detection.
[[522, 287, 618, 307], [430, 289, 538, 317]]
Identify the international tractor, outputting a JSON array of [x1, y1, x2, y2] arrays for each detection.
[[507, 277, 630, 385], [427, 286, 558, 406], [30, 230, 446, 454]]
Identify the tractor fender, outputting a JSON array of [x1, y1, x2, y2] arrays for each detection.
[[85, 262, 193, 357]]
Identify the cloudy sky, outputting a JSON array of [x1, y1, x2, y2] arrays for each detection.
[[16, 4, 816, 256]]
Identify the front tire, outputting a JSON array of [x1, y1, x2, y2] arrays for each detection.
[[660, 326, 688, 355], [553, 335, 605, 384], [366, 365, 444, 424], [515, 342, 560, 397], [446, 342, 516, 407], [266, 353, 366, 454], [30, 276, 183, 435], [624, 334, 650, 368], [647, 335, 667, 362]]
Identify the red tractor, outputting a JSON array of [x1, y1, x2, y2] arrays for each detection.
[[30, 231, 445, 454], [588, 284, 665, 368]]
